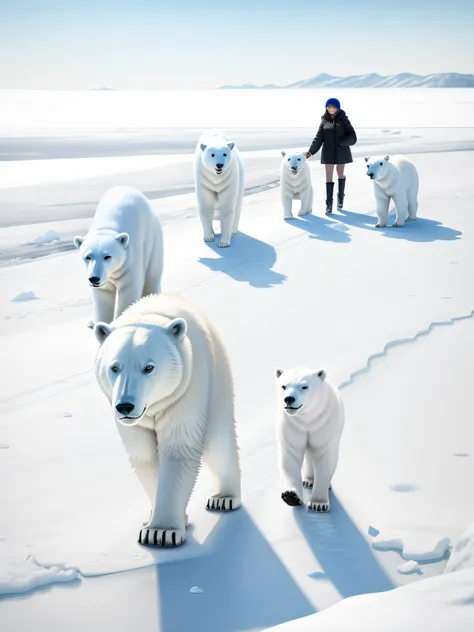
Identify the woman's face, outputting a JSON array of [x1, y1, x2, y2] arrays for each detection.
[[327, 104, 338, 116]]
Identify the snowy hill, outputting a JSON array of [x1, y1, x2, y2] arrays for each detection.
[[218, 72, 474, 89]]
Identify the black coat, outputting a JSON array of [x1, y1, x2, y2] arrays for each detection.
[[308, 109, 357, 165]]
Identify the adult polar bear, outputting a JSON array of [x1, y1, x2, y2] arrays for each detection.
[[194, 131, 245, 247], [365, 155, 419, 228], [275, 367, 345, 512], [280, 151, 313, 220], [74, 186, 164, 327], [94, 293, 241, 547]]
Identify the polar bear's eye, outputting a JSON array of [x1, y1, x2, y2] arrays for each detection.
[[211, 153, 215, 157], [223, 153, 227, 157], [85, 255, 91, 261], [297, 158, 301, 161], [110, 365, 119, 373], [143, 364, 155, 374], [380, 162, 383, 166], [281, 385, 286, 390], [302, 385, 308, 390], [104, 255, 111, 260]]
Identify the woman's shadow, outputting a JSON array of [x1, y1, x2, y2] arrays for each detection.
[[198, 231, 287, 288], [286, 213, 352, 244], [335, 209, 462, 242]]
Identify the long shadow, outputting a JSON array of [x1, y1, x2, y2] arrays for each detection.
[[156, 507, 316, 632], [198, 231, 287, 288], [287, 214, 352, 244], [295, 491, 393, 599], [335, 209, 462, 243]]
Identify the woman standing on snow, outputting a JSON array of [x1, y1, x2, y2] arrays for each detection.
[[306, 97, 357, 214]]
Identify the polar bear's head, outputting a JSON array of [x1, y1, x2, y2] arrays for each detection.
[[73, 232, 129, 287], [275, 367, 327, 416], [94, 317, 189, 426], [365, 155, 390, 181], [200, 140, 234, 175], [281, 151, 307, 175]]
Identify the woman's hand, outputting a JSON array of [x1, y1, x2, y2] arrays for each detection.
[[305, 152, 312, 159]]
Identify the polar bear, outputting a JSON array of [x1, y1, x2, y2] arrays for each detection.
[[280, 151, 313, 220], [194, 131, 245, 248], [94, 292, 241, 547], [365, 155, 419, 228], [74, 186, 164, 328], [275, 366, 345, 512]]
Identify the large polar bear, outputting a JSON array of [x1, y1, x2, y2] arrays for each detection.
[[194, 131, 245, 248], [280, 151, 313, 220], [94, 293, 241, 547], [74, 186, 164, 328], [275, 366, 345, 512], [365, 155, 419, 228]]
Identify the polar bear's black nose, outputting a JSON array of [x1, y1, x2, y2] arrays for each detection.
[[216, 163, 224, 169], [89, 276, 100, 286], [284, 396, 296, 406], [116, 402, 135, 415]]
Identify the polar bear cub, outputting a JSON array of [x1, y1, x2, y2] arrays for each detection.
[[365, 155, 419, 228], [74, 186, 164, 328], [94, 292, 241, 547], [194, 131, 245, 248], [275, 367, 345, 512], [280, 151, 313, 220]]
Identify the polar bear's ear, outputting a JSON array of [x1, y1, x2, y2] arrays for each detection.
[[73, 236, 84, 249], [200, 143, 207, 152], [227, 142, 235, 151], [384, 155, 390, 161], [315, 368, 327, 381], [364, 157, 370, 163], [165, 318, 187, 340], [281, 151, 286, 157], [94, 322, 113, 344], [115, 233, 129, 249], [275, 368, 284, 379]]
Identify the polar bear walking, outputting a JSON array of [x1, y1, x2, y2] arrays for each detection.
[[275, 367, 345, 512], [365, 155, 419, 228], [280, 151, 313, 220], [194, 131, 245, 248], [94, 293, 241, 547], [74, 186, 164, 328]]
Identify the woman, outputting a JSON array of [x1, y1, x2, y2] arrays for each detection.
[[306, 98, 357, 214]]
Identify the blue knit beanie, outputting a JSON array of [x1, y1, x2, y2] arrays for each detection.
[[325, 97, 340, 110]]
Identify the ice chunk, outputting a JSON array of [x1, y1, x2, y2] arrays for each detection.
[[12, 291, 38, 302], [397, 560, 420, 574], [0, 556, 80, 596], [372, 530, 451, 562], [26, 230, 61, 245], [189, 586, 204, 594]]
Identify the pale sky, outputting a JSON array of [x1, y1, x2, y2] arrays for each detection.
[[1, 0, 473, 89]]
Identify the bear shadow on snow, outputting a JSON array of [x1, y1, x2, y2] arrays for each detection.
[[287, 214, 352, 244], [294, 491, 393, 599], [335, 209, 462, 243], [154, 507, 316, 632], [198, 230, 287, 288]]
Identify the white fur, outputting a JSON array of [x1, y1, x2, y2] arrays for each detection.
[[74, 186, 164, 327], [280, 151, 313, 220], [194, 131, 245, 248], [365, 155, 419, 228], [275, 367, 345, 512], [94, 293, 241, 547]]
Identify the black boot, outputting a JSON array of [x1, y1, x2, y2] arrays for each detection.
[[337, 177, 346, 210], [325, 182, 334, 214]]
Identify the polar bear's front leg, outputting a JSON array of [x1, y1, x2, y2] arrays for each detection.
[[302, 450, 314, 488], [392, 192, 408, 227], [91, 287, 115, 327], [114, 277, 144, 319], [306, 446, 338, 512], [218, 206, 234, 248], [140, 454, 201, 547], [197, 186, 216, 242], [282, 191, 294, 220], [298, 188, 312, 217], [374, 186, 390, 228], [278, 431, 306, 506]]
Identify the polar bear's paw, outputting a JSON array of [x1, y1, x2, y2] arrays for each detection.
[[141, 512, 189, 527], [206, 495, 240, 511], [204, 235, 215, 242], [297, 209, 311, 217], [307, 500, 330, 513], [281, 490, 303, 507], [392, 222, 405, 228], [375, 223, 387, 228], [284, 215, 294, 220], [303, 479, 314, 488], [218, 240, 231, 248], [138, 527, 184, 547]]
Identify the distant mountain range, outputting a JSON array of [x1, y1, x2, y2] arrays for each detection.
[[218, 73, 474, 90]]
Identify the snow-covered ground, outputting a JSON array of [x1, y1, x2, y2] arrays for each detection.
[[0, 90, 473, 631]]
